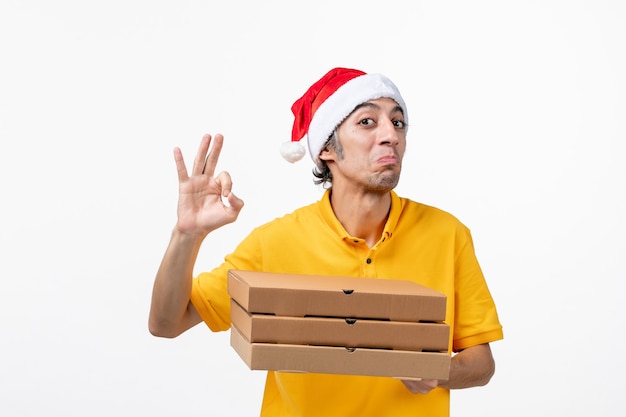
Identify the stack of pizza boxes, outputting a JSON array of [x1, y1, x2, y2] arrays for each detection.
[[228, 270, 451, 380]]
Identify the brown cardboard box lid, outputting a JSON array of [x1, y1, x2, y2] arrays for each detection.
[[231, 299, 450, 352], [230, 325, 451, 380], [227, 270, 447, 322]]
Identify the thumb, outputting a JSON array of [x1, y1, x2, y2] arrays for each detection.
[[224, 191, 244, 215]]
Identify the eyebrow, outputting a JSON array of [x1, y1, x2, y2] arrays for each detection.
[[351, 101, 405, 116]]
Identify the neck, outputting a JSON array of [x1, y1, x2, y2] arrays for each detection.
[[329, 187, 392, 247]]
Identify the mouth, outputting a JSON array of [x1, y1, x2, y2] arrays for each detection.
[[376, 155, 400, 165]]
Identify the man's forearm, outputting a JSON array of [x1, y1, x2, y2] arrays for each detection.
[[148, 229, 205, 338], [439, 343, 495, 390]]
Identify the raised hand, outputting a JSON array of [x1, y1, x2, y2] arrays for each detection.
[[173, 133, 244, 237]]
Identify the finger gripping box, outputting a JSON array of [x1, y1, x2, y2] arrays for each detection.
[[227, 270, 451, 380]]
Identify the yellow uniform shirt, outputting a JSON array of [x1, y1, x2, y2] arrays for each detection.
[[191, 190, 503, 417]]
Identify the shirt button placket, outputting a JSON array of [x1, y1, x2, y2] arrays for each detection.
[[363, 250, 376, 277]]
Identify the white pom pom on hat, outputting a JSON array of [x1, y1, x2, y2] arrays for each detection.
[[280, 140, 306, 163], [282, 67, 408, 165]]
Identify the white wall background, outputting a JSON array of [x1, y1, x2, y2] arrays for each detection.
[[1, 1, 624, 416]]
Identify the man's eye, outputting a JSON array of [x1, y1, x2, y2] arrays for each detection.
[[393, 120, 406, 129], [359, 118, 374, 126]]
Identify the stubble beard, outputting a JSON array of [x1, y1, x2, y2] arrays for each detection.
[[367, 165, 401, 192]]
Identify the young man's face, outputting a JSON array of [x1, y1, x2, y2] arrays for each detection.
[[320, 97, 407, 192]]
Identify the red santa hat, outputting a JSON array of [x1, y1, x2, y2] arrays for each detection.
[[281, 67, 408, 165]]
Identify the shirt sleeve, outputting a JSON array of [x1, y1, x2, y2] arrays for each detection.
[[190, 228, 265, 332], [452, 227, 504, 352]]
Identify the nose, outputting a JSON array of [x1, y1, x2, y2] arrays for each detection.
[[378, 117, 400, 147]]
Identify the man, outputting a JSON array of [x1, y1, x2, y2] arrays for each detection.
[[149, 67, 503, 416]]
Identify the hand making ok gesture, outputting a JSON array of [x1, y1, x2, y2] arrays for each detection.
[[173, 134, 244, 237]]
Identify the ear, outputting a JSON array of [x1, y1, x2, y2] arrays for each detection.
[[318, 146, 335, 163]]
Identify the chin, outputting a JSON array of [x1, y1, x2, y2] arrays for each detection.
[[368, 176, 400, 192]]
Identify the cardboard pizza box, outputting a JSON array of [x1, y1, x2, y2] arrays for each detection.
[[227, 270, 447, 322], [230, 325, 451, 380], [230, 298, 450, 352]]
